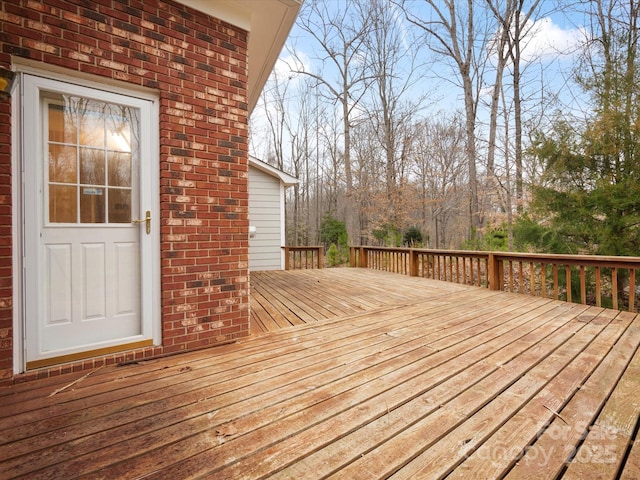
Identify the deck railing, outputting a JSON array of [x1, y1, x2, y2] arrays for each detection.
[[283, 246, 324, 270], [350, 246, 640, 312]]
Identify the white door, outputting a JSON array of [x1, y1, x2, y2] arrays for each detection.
[[22, 75, 159, 368]]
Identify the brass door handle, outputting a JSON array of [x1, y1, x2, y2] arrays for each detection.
[[132, 210, 151, 234]]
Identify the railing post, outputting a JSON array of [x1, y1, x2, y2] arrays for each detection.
[[317, 246, 323, 269], [359, 247, 368, 268], [283, 246, 290, 270], [488, 252, 501, 290], [409, 249, 418, 276]]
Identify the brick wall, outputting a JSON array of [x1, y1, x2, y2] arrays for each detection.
[[0, 0, 250, 383]]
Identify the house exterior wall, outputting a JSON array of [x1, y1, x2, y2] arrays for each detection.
[[248, 166, 284, 271], [0, 0, 250, 383]]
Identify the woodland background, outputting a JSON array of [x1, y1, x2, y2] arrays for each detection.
[[248, 0, 640, 261]]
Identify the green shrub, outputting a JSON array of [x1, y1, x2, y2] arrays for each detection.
[[320, 212, 348, 249], [326, 243, 342, 267], [403, 226, 423, 247]]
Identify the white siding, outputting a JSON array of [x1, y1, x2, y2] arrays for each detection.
[[249, 166, 285, 271]]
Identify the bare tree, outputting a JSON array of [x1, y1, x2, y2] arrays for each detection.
[[484, 0, 543, 225], [412, 115, 468, 248], [350, 121, 382, 244], [485, 0, 513, 176], [286, 0, 376, 195], [258, 73, 289, 170], [506, 0, 543, 212], [287, 78, 318, 246], [362, 0, 428, 233], [400, 0, 494, 237]]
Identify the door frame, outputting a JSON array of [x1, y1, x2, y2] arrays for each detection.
[[12, 63, 161, 373]]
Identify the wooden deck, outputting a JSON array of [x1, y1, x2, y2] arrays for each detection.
[[2, 268, 640, 479]]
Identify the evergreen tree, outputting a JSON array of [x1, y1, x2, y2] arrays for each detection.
[[529, 0, 640, 258], [319, 211, 349, 252]]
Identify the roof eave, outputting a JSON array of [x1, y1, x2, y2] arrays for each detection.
[[249, 156, 298, 187]]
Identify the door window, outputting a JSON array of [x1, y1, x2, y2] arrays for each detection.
[[46, 95, 138, 225]]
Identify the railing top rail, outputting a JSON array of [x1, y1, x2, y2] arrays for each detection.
[[282, 246, 323, 251], [353, 246, 490, 259], [353, 246, 412, 252], [351, 246, 640, 268], [411, 248, 490, 259], [492, 251, 640, 268]]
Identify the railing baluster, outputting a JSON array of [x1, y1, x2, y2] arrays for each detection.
[[529, 262, 535, 296], [595, 266, 601, 307], [487, 258, 491, 288], [630, 269, 636, 313], [442, 255, 446, 281], [612, 267, 618, 311], [508, 261, 514, 292], [422, 254, 426, 278], [462, 257, 466, 283]]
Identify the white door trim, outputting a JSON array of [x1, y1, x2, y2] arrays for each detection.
[[12, 70, 160, 372]]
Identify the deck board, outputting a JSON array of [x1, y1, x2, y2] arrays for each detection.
[[1, 268, 639, 479]]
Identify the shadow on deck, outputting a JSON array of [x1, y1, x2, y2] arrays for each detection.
[[1, 268, 640, 479]]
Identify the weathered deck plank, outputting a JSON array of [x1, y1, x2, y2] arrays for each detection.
[[1, 268, 638, 479], [395, 308, 627, 480], [501, 310, 640, 480]]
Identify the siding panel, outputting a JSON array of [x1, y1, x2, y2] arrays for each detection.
[[249, 167, 284, 271]]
